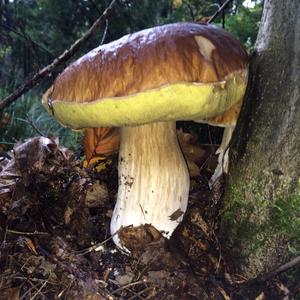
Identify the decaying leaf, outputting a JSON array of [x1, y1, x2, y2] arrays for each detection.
[[190, 210, 210, 237], [83, 127, 120, 168], [255, 292, 265, 300], [24, 237, 38, 255], [169, 208, 184, 221], [85, 181, 109, 208], [177, 129, 207, 177], [0, 287, 20, 300], [218, 286, 231, 300], [64, 206, 74, 225]]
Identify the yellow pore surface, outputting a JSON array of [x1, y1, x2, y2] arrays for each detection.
[[45, 71, 247, 129]]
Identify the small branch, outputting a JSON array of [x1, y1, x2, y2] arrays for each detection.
[[207, 0, 231, 24], [2, 23, 54, 57], [182, 0, 195, 21], [255, 256, 300, 283], [236, 255, 300, 293], [100, 19, 109, 45], [111, 280, 148, 295], [6, 229, 50, 236], [74, 226, 130, 256], [15, 115, 45, 136], [0, 0, 117, 112], [218, 0, 225, 28], [30, 277, 50, 300]]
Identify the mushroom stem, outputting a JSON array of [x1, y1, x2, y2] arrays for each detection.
[[110, 121, 190, 250]]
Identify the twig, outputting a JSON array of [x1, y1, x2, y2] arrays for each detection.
[[0, 0, 117, 112], [111, 280, 147, 295], [1, 224, 8, 246], [30, 277, 49, 300], [182, 0, 195, 21], [15, 115, 45, 136], [12, 276, 56, 284], [0, 141, 15, 145], [127, 286, 155, 300], [74, 225, 132, 256], [100, 19, 109, 45], [207, 0, 231, 24], [255, 256, 300, 283], [236, 255, 300, 294], [1, 23, 54, 57], [74, 234, 115, 256], [218, 0, 225, 28], [6, 229, 49, 236]]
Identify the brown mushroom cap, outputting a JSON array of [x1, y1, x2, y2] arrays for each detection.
[[43, 22, 248, 128]]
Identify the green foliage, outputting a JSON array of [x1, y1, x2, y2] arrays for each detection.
[[226, 4, 263, 50], [0, 89, 83, 155], [0, 0, 262, 153]]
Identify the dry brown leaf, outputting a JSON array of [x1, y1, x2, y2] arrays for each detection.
[[24, 237, 38, 255], [64, 206, 74, 225], [274, 281, 290, 294], [85, 294, 106, 300], [177, 129, 206, 161], [85, 181, 109, 208], [255, 292, 265, 300], [218, 286, 231, 300], [168, 208, 184, 221], [0, 287, 20, 300], [84, 127, 120, 167], [177, 129, 206, 176], [190, 210, 210, 237]]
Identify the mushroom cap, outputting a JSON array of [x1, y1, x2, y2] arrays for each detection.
[[43, 22, 248, 129]]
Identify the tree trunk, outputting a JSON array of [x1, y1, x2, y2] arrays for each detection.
[[221, 0, 300, 278]]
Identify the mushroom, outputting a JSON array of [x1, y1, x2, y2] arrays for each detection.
[[42, 22, 248, 251]]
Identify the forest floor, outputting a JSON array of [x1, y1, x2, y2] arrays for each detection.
[[0, 135, 298, 300]]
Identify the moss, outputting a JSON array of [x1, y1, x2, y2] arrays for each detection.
[[221, 175, 300, 273]]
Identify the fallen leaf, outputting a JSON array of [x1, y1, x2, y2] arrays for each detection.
[[64, 206, 74, 225], [255, 292, 265, 300], [85, 181, 108, 208], [0, 287, 20, 300], [24, 237, 38, 255], [218, 286, 231, 300]]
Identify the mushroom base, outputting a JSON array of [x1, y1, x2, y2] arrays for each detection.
[[110, 121, 190, 251]]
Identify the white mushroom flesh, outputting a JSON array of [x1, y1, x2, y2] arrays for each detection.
[[110, 121, 190, 250]]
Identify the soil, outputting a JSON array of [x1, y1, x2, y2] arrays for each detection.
[[0, 136, 298, 300]]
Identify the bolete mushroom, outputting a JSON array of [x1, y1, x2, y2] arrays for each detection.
[[42, 22, 248, 251]]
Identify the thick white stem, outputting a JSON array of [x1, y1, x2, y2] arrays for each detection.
[[110, 122, 190, 250]]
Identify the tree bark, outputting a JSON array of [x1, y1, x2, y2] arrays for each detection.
[[221, 0, 300, 278]]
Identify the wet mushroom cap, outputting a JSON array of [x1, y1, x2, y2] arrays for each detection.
[[43, 22, 248, 128]]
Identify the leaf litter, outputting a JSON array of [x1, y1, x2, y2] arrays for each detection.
[[0, 135, 297, 300]]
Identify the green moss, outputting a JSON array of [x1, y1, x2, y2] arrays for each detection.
[[222, 176, 300, 256]]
